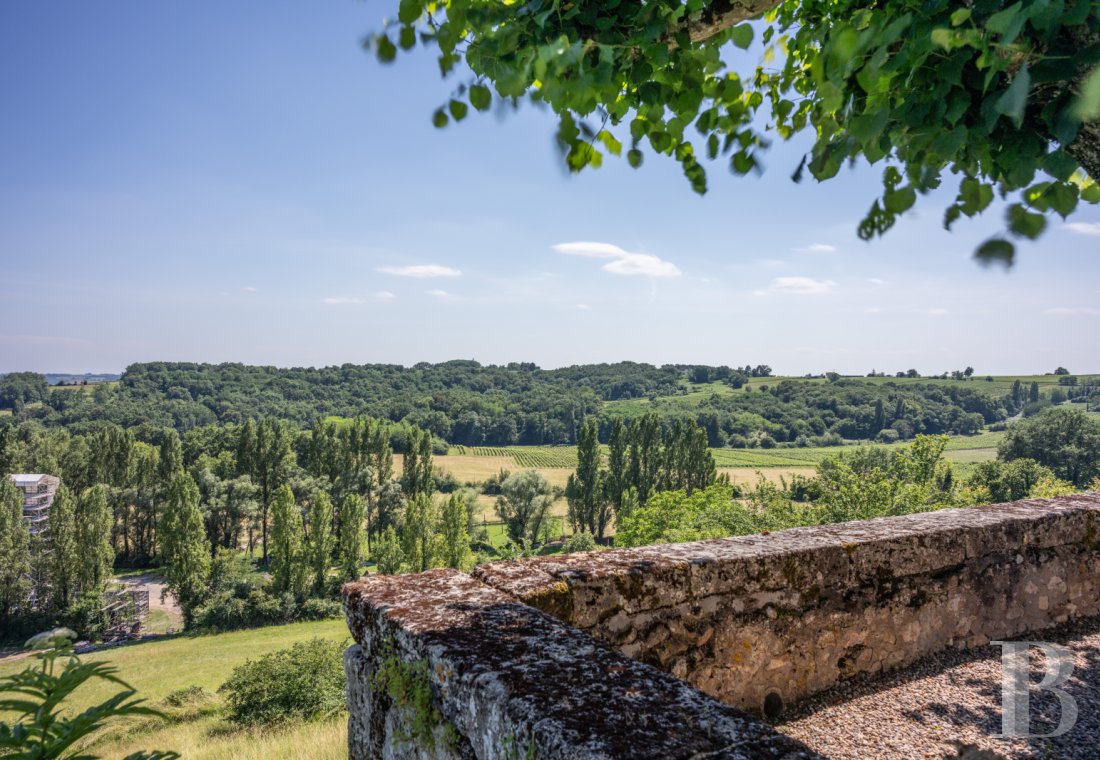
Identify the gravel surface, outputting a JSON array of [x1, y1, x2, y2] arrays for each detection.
[[778, 616, 1100, 760]]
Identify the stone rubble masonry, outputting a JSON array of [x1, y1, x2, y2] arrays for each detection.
[[342, 493, 1100, 758]]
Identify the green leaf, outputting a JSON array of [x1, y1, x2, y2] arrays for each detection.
[[883, 186, 916, 214], [597, 130, 622, 156], [1071, 65, 1100, 122], [398, 26, 417, 51], [730, 24, 754, 50], [1082, 183, 1100, 204], [950, 8, 971, 26], [627, 149, 643, 168], [731, 150, 755, 175], [995, 65, 1030, 129], [376, 35, 397, 64], [469, 84, 492, 111], [1007, 203, 1046, 239], [432, 108, 448, 129], [448, 99, 468, 121], [398, 0, 421, 25], [974, 239, 1015, 267], [959, 178, 994, 215], [986, 3, 1021, 35], [1044, 183, 1078, 218]]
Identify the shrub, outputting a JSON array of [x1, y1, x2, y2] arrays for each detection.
[[299, 597, 342, 621], [562, 531, 597, 554], [218, 637, 347, 726], [874, 428, 900, 444]]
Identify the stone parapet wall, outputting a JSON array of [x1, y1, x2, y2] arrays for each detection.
[[342, 493, 1100, 758], [343, 569, 818, 759], [473, 494, 1100, 712]]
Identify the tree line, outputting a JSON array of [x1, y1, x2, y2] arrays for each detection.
[[7, 362, 1092, 450]]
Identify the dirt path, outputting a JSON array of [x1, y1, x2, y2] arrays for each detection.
[[117, 572, 184, 633]]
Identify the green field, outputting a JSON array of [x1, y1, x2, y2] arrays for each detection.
[[602, 374, 1099, 415], [0, 619, 349, 759], [446, 430, 1006, 473]]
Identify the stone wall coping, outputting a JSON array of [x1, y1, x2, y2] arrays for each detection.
[[343, 568, 820, 759], [471, 493, 1100, 617]]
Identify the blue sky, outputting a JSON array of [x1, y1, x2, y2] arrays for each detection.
[[2, 1, 1098, 376]]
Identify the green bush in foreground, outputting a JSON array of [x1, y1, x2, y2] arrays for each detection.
[[0, 628, 178, 759], [218, 637, 347, 726]]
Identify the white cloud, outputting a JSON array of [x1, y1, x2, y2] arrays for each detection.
[[576, 304, 591, 310], [1064, 222, 1100, 236], [377, 264, 462, 278], [757, 258, 789, 268], [793, 243, 838, 253], [1042, 306, 1100, 316], [242, 286, 258, 292], [323, 296, 368, 305], [928, 308, 950, 316], [323, 291, 398, 305], [552, 242, 681, 278], [427, 289, 453, 298], [866, 307, 882, 314], [867, 277, 888, 286], [757, 276, 837, 296]]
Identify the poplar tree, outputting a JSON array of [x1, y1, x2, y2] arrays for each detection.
[[401, 494, 438, 573], [0, 479, 30, 626], [240, 419, 293, 564], [161, 472, 211, 625], [627, 414, 662, 507], [570, 419, 601, 534], [401, 428, 434, 499], [1030, 382, 1041, 404], [372, 525, 404, 576], [873, 399, 886, 433], [338, 493, 365, 581], [439, 493, 471, 570], [75, 484, 114, 599], [307, 491, 335, 593], [48, 483, 79, 612], [270, 484, 305, 594], [606, 419, 628, 517], [154, 429, 183, 560]]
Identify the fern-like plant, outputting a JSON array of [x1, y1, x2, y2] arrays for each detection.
[[0, 628, 178, 760]]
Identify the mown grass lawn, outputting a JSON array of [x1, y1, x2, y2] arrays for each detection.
[[0, 619, 350, 759]]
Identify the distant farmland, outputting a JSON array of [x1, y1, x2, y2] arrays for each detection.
[[443, 430, 1005, 474]]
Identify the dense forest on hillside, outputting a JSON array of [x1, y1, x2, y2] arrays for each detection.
[[2, 361, 1096, 447]]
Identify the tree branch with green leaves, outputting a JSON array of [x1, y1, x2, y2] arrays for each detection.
[[369, 0, 1100, 265]]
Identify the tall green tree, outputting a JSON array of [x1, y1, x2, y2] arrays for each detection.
[[269, 484, 305, 594], [75, 485, 114, 599], [241, 419, 293, 564], [496, 470, 554, 545], [401, 428, 434, 500], [338, 493, 365, 581], [372, 525, 404, 575], [401, 494, 438, 573], [627, 413, 662, 507], [438, 493, 471, 570], [306, 491, 335, 593], [47, 484, 79, 612], [1030, 381, 1041, 403], [161, 472, 212, 626], [605, 418, 628, 516], [999, 407, 1100, 486], [568, 419, 601, 535], [0, 479, 31, 626]]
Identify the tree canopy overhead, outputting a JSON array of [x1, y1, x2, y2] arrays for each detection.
[[369, 0, 1100, 264]]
